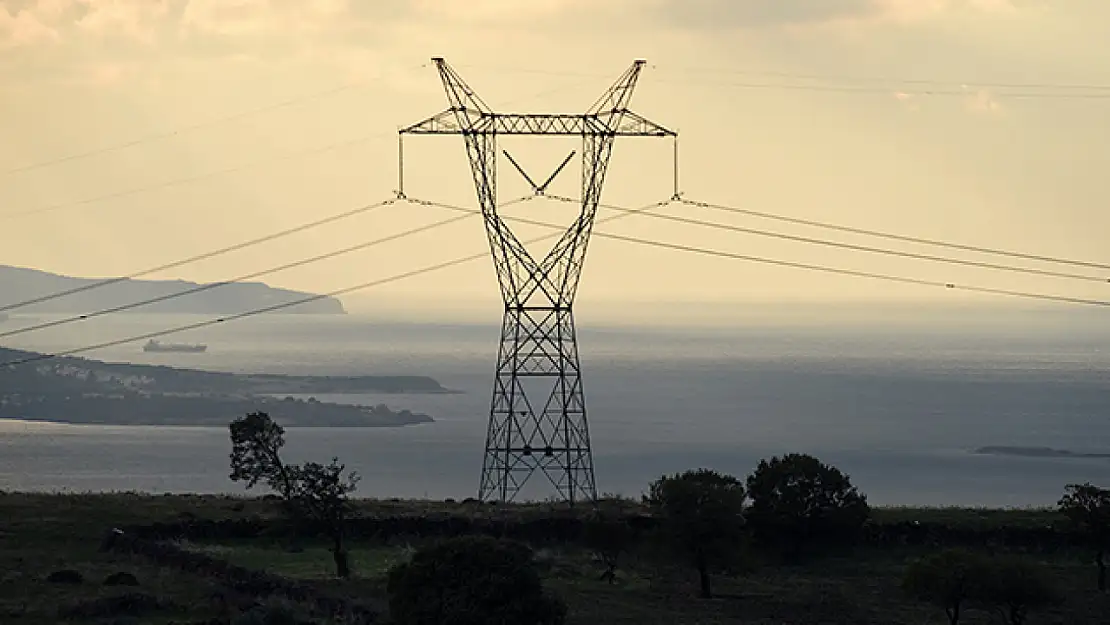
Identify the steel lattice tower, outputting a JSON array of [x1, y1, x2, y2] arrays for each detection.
[[400, 58, 674, 504]]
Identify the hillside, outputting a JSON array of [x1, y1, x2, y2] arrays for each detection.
[[0, 265, 345, 315], [0, 346, 450, 395], [0, 346, 446, 427]]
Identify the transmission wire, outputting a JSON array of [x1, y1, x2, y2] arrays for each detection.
[[0, 200, 501, 340], [539, 195, 1108, 284], [10, 194, 1109, 367], [1, 63, 430, 178], [0, 198, 398, 314], [0, 134, 391, 221], [0, 196, 664, 367], [427, 196, 1110, 309], [678, 198, 1110, 272], [458, 64, 1110, 99]]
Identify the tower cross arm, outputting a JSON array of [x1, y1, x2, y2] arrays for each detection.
[[400, 111, 675, 137]]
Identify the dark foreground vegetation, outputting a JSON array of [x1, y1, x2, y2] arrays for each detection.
[[2, 413, 1109, 624], [2, 490, 1109, 623]]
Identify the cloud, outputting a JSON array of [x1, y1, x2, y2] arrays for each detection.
[[0, 3, 61, 48], [178, 0, 347, 38], [892, 91, 921, 112], [650, 0, 880, 29], [639, 0, 1046, 33], [74, 0, 172, 45], [965, 88, 1003, 114]]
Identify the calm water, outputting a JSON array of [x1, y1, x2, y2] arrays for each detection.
[[1, 311, 1109, 506]]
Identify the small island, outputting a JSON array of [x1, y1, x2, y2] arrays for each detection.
[[0, 393, 432, 427], [973, 445, 1110, 460], [0, 347, 445, 427]]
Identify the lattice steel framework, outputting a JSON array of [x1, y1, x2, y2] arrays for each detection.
[[401, 58, 674, 504]]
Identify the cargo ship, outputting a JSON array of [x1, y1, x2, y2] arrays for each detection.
[[142, 339, 207, 353]]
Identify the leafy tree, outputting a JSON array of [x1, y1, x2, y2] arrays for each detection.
[[745, 453, 869, 558], [903, 549, 991, 625], [291, 459, 359, 579], [229, 411, 296, 498], [228, 412, 359, 578], [646, 468, 747, 599], [1058, 482, 1110, 591], [386, 535, 565, 625], [981, 556, 1063, 625]]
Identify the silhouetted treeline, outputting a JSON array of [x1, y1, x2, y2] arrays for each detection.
[[113, 511, 1087, 553]]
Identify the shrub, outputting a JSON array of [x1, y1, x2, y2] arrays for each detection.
[[903, 549, 992, 625], [981, 556, 1064, 625], [231, 598, 304, 625], [745, 453, 869, 557], [45, 569, 83, 584], [386, 535, 566, 625]]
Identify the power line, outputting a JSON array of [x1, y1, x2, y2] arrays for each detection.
[[0, 199, 396, 314], [420, 197, 1110, 309], [589, 230, 1110, 308], [459, 64, 1110, 99], [679, 198, 1110, 272], [8, 194, 1106, 367], [0, 197, 667, 367], [0, 199, 493, 341], [0, 253, 485, 368], [541, 195, 1109, 284], [661, 65, 1110, 92], [1, 79, 600, 223], [655, 78, 1110, 99], [0, 133, 391, 221], [0, 64, 429, 178]]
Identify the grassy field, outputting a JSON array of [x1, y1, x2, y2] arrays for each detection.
[[1, 492, 1107, 624]]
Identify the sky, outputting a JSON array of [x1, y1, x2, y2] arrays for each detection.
[[1, 0, 1109, 320]]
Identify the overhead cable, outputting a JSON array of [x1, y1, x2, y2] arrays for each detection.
[[0, 198, 395, 314], [541, 195, 1108, 284], [678, 197, 1110, 272], [0, 198, 517, 340], [431, 197, 1110, 309], [0, 196, 665, 367]]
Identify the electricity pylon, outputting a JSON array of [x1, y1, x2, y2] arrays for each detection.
[[400, 58, 675, 504]]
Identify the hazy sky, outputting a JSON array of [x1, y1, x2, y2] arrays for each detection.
[[2, 0, 1109, 316]]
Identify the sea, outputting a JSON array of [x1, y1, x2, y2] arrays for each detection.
[[1, 308, 1109, 507]]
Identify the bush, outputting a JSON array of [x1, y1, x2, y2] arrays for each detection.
[[981, 556, 1064, 625], [904, 550, 1063, 625], [745, 453, 869, 557], [903, 549, 992, 625], [46, 569, 83, 584], [58, 592, 175, 619], [231, 598, 305, 625], [386, 535, 566, 625]]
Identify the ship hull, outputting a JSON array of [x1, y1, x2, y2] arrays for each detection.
[[143, 344, 207, 353]]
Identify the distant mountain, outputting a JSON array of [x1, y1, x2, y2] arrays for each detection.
[[0, 265, 345, 315]]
